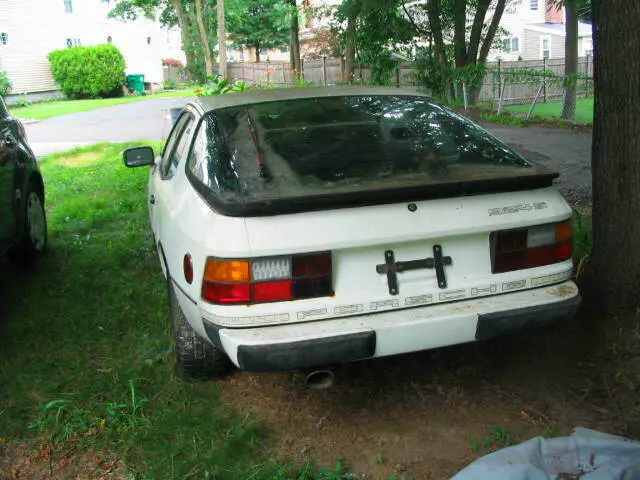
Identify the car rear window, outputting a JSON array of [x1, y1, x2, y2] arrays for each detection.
[[186, 95, 555, 216]]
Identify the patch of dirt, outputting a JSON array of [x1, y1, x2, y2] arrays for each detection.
[[220, 313, 638, 479], [0, 442, 126, 480], [55, 151, 103, 168]]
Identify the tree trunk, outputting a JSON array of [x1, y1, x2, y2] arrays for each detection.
[[467, 0, 491, 64], [477, 0, 507, 64], [217, 0, 228, 78], [561, 0, 578, 120], [343, 2, 360, 83], [426, 0, 453, 100], [195, 0, 214, 78], [170, 0, 197, 78], [255, 46, 260, 63], [590, 0, 640, 311], [427, 0, 446, 67], [453, 0, 467, 68], [289, 0, 302, 81]]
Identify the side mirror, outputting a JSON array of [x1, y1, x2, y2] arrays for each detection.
[[123, 146, 155, 167]]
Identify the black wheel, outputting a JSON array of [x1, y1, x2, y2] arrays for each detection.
[[9, 181, 47, 265], [168, 280, 233, 379]]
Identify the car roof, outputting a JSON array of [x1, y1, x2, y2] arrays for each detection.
[[190, 86, 432, 113]]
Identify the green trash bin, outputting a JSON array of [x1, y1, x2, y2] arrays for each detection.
[[126, 74, 145, 95]]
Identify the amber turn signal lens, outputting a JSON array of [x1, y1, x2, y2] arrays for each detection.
[[203, 259, 250, 283], [555, 220, 573, 243]]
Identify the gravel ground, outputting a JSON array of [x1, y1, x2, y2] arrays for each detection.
[[481, 123, 593, 208]]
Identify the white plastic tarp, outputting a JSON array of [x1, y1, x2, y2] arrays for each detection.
[[452, 427, 640, 479]]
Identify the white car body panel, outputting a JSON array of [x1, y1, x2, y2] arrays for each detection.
[[141, 91, 580, 372]]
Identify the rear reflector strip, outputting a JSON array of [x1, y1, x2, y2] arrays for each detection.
[[202, 252, 333, 305]]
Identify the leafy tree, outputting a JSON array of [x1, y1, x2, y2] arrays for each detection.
[[589, 0, 640, 311], [403, 0, 510, 102], [227, 0, 290, 62], [108, 0, 215, 81], [332, 0, 415, 84]]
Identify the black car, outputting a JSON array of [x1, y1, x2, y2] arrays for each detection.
[[0, 96, 47, 263]]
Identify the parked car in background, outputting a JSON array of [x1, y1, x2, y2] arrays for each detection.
[[124, 87, 580, 380], [0, 96, 47, 264]]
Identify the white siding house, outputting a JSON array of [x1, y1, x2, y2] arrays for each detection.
[[488, 0, 593, 61], [0, 0, 185, 95]]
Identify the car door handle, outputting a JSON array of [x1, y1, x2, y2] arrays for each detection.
[[149, 195, 156, 205]]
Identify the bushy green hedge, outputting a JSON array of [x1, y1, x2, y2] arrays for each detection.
[[48, 44, 126, 99]]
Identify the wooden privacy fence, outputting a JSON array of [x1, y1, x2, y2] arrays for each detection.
[[180, 55, 594, 106]]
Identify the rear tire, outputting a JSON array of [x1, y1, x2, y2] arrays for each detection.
[[168, 280, 233, 379], [9, 181, 47, 265]]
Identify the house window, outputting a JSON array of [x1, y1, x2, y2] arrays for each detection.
[[260, 48, 268, 55], [64, 0, 73, 13], [146, 36, 152, 45], [0, 32, 7, 45], [541, 37, 550, 58], [239, 49, 245, 61], [107, 35, 112, 44], [502, 37, 520, 53], [530, 0, 538, 9], [280, 46, 288, 54]]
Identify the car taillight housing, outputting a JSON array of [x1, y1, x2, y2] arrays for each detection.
[[201, 252, 333, 305], [491, 220, 573, 274]]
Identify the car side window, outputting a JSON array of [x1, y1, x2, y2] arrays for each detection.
[[165, 116, 195, 178], [186, 118, 209, 182], [160, 113, 194, 179]]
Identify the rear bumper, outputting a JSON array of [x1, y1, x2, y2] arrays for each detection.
[[202, 281, 580, 372]]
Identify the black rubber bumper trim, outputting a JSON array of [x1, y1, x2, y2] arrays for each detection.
[[476, 294, 581, 341], [203, 319, 225, 351], [236, 331, 376, 372]]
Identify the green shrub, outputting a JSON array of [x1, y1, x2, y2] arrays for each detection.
[[0, 70, 11, 96], [48, 44, 126, 99], [14, 95, 31, 108]]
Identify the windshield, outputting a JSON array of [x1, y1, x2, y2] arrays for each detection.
[[187, 95, 549, 215]]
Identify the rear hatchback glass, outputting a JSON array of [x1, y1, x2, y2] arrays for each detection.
[[186, 95, 556, 216]]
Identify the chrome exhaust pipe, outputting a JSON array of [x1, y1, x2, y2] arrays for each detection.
[[304, 369, 336, 390]]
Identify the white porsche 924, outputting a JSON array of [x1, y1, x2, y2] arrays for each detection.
[[124, 87, 579, 379]]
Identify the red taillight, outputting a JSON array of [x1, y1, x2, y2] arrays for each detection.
[[492, 221, 572, 274], [253, 280, 293, 302], [202, 282, 251, 304], [201, 252, 333, 305]]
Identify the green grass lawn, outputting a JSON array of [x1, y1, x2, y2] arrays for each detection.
[[9, 89, 197, 121], [0, 143, 354, 479], [505, 97, 594, 123]]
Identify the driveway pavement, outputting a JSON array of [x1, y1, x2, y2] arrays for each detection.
[[480, 123, 592, 207], [24, 98, 592, 206], [25, 97, 193, 157]]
